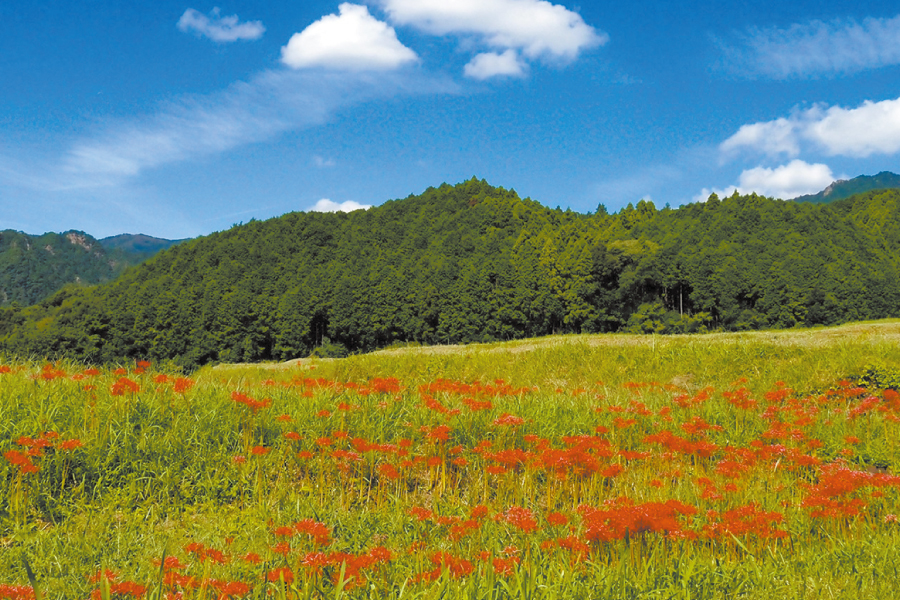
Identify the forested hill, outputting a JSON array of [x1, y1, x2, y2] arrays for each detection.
[[792, 171, 900, 204], [0, 230, 140, 307], [0, 230, 183, 308], [1, 180, 899, 367]]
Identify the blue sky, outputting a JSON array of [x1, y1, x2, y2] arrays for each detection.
[[2, 0, 900, 239]]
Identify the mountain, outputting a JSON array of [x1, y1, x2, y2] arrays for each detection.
[[0, 230, 183, 307], [2, 180, 900, 368], [792, 171, 900, 204], [100, 233, 187, 256]]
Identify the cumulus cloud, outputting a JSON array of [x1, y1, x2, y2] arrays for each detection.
[[737, 160, 835, 199], [310, 199, 371, 212], [696, 160, 836, 202], [177, 7, 265, 42], [464, 50, 527, 79], [717, 14, 900, 79], [281, 3, 417, 71], [721, 96, 900, 159], [375, 0, 604, 78]]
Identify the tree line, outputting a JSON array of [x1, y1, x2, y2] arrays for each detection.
[[1, 179, 899, 367]]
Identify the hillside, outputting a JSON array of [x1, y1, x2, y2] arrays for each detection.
[[1, 180, 900, 367], [792, 171, 900, 203], [0, 230, 182, 308], [0, 230, 129, 307]]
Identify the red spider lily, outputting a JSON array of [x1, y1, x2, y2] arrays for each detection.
[[0, 585, 36, 600], [493, 413, 525, 427], [152, 556, 186, 571], [111, 377, 140, 396], [284, 431, 302, 442], [249, 446, 270, 456], [416, 552, 474, 582], [271, 541, 292, 556], [4, 450, 39, 474], [230, 392, 270, 413], [547, 512, 569, 526], [272, 525, 295, 537], [448, 519, 481, 541], [471, 505, 490, 519], [492, 556, 520, 576], [0, 366, 11, 374], [409, 506, 433, 521], [173, 377, 194, 394], [579, 498, 698, 542], [267, 566, 295, 584], [377, 463, 401, 480], [462, 397, 493, 411], [208, 579, 251, 598], [424, 425, 452, 443], [642, 430, 718, 458], [294, 518, 331, 545], [500, 506, 538, 534]]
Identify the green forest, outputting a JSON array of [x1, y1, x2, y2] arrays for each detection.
[[0, 230, 179, 307], [1, 179, 899, 367]]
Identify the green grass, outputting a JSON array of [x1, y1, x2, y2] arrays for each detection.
[[1, 321, 900, 598]]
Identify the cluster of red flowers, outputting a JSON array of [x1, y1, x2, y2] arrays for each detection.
[[230, 391, 271, 413], [3, 432, 83, 475]]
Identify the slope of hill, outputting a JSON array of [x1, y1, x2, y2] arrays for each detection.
[[2, 180, 900, 367], [792, 171, 900, 203], [0, 230, 183, 307], [0, 230, 125, 306]]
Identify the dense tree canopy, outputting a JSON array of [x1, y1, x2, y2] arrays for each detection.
[[2, 179, 899, 367]]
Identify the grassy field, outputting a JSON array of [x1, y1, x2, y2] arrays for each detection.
[[2, 321, 900, 598]]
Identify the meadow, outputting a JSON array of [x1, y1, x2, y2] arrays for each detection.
[[2, 321, 900, 599]]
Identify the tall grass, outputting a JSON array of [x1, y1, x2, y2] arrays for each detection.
[[1, 322, 900, 598]]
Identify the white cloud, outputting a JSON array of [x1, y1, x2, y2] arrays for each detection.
[[376, 0, 604, 78], [720, 117, 800, 157], [737, 160, 835, 199], [464, 50, 527, 80], [721, 96, 900, 159], [718, 14, 900, 79], [56, 69, 457, 186], [695, 160, 835, 202], [313, 155, 336, 168], [177, 8, 265, 42], [310, 199, 371, 212], [377, 0, 604, 60], [281, 3, 417, 71]]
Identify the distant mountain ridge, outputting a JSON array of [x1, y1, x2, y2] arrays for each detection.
[[0, 230, 184, 307], [100, 233, 187, 256], [793, 171, 900, 204]]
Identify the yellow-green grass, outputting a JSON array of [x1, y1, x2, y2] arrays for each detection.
[[1, 320, 900, 599]]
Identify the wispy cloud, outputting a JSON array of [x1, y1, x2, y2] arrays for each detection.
[[56, 69, 456, 188], [721, 96, 900, 159], [313, 156, 336, 168], [717, 14, 900, 79], [281, 4, 417, 71], [177, 8, 265, 43]]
